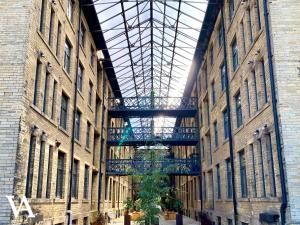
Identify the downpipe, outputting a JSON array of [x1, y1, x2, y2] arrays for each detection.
[[262, 0, 287, 224]]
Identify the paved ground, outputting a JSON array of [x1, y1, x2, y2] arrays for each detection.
[[108, 215, 200, 225]]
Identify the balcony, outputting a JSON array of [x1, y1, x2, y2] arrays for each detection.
[[106, 158, 200, 176], [108, 97, 198, 118], [107, 126, 199, 146]]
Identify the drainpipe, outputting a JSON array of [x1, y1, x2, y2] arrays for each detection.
[[220, 3, 238, 224], [262, 1, 287, 224], [67, 1, 82, 224], [98, 67, 106, 211], [195, 76, 203, 215]]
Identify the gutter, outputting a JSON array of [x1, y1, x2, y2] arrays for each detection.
[[220, 3, 238, 224], [262, 1, 287, 224], [67, 1, 82, 224]]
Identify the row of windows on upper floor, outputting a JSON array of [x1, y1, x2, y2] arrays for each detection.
[[26, 134, 92, 200], [199, 0, 263, 93], [39, 0, 96, 73], [198, 58, 268, 152], [32, 59, 105, 152]]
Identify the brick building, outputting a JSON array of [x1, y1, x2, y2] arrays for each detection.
[[175, 0, 300, 225], [1, 0, 300, 225], [0, 0, 132, 224]]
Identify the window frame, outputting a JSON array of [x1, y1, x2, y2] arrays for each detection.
[[235, 90, 243, 128]]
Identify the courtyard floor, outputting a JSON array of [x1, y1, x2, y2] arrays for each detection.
[[108, 215, 200, 225]]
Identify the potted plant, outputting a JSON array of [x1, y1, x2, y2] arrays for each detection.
[[92, 213, 106, 225], [131, 149, 170, 225]]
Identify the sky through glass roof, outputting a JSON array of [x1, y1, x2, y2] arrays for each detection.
[[92, 0, 208, 128]]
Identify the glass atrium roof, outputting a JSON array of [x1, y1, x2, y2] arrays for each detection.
[[91, 0, 208, 127]]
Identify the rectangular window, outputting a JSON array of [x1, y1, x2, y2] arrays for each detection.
[[77, 64, 83, 92], [56, 151, 65, 198], [75, 110, 81, 141], [56, 21, 62, 57], [201, 138, 205, 160], [46, 145, 53, 199], [211, 81, 216, 105], [235, 91, 243, 128], [216, 164, 221, 199], [252, 70, 259, 111], [239, 150, 248, 198], [105, 177, 109, 200], [223, 109, 229, 139], [227, 219, 233, 225], [221, 63, 226, 91], [39, 0, 46, 32], [60, 92, 69, 130], [83, 217, 88, 225], [37, 139, 46, 198], [48, 8, 55, 46], [200, 107, 203, 126], [245, 79, 251, 117], [256, 0, 261, 30], [33, 60, 42, 106], [229, 0, 235, 20], [266, 134, 276, 197], [43, 72, 50, 114], [90, 46, 95, 67], [231, 38, 238, 71], [84, 165, 89, 199], [67, 0, 74, 23], [226, 158, 232, 198], [26, 135, 37, 198], [250, 144, 257, 197], [86, 121, 91, 148], [64, 40, 71, 74], [217, 217, 222, 225], [208, 134, 212, 165], [71, 160, 79, 198], [210, 46, 214, 65], [206, 100, 210, 125], [247, 8, 253, 44], [88, 81, 93, 106], [203, 65, 208, 90], [258, 139, 266, 197], [218, 23, 224, 47], [51, 80, 57, 120], [203, 173, 206, 200], [79, 22, 85, 47], [214, 121, 218, 148], [261, 60, 268, 104], [241, 21, 246, 54]]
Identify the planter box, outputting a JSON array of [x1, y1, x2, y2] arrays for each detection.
[[164, 211, 176, 220], [130, 212, 144, 221]]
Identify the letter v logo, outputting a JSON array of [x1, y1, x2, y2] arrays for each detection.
[[6, 196, 35, 218]]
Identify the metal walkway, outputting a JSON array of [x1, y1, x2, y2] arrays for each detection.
[[106, 96, 200, 176]]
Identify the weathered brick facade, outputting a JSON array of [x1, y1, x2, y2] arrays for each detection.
[[175, 0, 300, 224], [0, 0, 132, 224]]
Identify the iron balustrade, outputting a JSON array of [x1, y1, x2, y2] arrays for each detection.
[[106, 158, 200, 176], [108, 97, 198, 117], [107, 126, 199, 146]]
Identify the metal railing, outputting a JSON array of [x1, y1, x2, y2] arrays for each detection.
[[106, 157, 200, 176], [107, 126, 198, 143], [108, 97, 197, 111]]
